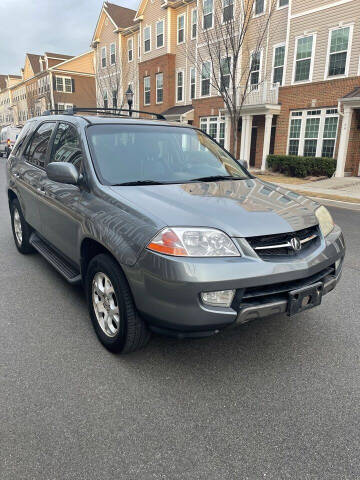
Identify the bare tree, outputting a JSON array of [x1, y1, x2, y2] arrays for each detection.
[[187, 0, 277, 157]]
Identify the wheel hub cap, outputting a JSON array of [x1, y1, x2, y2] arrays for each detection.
[[92, 272, 120, 338], [13, 208, 22, 245]]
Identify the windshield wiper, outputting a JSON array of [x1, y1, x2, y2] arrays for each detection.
[[112, 180, 166, 186], [189, 175, 243, 183]]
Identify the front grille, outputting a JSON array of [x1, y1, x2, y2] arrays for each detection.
[[247, 225, 320, 259], [232, 265, 335, 311]]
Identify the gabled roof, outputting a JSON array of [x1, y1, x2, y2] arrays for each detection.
[[104, 2, 136, 29], [0, 74, 7, 90], [162, 105, 194, 116], [45, 52, 74, 60], [27, 53, 44, 75], [341, 86, 360, 100]]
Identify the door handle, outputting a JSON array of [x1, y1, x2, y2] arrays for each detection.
[[36, 187, 46, 196], [13, 172, 20, 178]]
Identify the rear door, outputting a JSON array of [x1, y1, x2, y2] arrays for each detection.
[[13, 121, 56, 233], [38, 122, 85, 264]]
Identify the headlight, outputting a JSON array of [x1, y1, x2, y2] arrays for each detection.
[[147, 227, 240, 257], [315, 206, 334, 237]]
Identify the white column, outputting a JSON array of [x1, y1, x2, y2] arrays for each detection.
[[335, 106, 353, 178], [225, 115, 232, 153], [244, 115, 253, 165], [239, 116, 247, 161], [261, 113, 273, 171]]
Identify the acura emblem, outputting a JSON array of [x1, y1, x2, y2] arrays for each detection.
[[290, 237, 301, 251]]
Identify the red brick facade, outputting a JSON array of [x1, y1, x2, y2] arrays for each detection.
[[138, 54, 176, 114]]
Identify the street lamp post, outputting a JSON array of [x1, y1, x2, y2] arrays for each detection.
[[125, 86, 134, 117]]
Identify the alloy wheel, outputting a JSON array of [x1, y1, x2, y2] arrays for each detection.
[[92, 272, 120, 337], [13, 208, 23, 246]]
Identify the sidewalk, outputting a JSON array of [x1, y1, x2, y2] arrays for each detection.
[[255, 174, 360, 204]]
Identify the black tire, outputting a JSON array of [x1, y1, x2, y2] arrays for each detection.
[[10, 198, 34, 254], [86, 253, 150, 353]]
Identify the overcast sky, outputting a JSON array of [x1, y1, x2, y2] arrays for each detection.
[[0, 0, 140, 75]]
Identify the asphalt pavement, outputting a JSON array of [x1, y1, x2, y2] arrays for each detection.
[[1, 160, 360, 479]]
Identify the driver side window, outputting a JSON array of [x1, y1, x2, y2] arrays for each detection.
[[50, 122, 83, 172]]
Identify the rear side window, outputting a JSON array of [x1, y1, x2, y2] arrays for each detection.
[[12, 123, 34, 155], [50, 122, 83, 172], [24, 122, 56, 168]]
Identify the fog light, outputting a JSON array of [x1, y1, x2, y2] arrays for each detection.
[[201, 290, 235, 308]]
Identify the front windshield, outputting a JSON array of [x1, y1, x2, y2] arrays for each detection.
[[86, 124, 249, 185]]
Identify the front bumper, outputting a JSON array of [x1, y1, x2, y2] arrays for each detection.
[[124, 225, 345, 337]]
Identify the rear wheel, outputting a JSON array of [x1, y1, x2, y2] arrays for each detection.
[[86, 254, 150, 353], [10, 199, 34, 254]]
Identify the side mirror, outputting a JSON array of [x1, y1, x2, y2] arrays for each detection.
[[46, 162, 80, 185], [239, 159, 249, 170]]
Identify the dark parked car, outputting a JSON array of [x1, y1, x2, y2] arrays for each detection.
[[6, 108, 345, 353]]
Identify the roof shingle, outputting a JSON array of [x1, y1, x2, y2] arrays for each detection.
[[104, 2, 136, 29]]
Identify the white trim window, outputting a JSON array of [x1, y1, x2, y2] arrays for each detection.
[[128, 38, 133, 62], [144, 76, 151, 105], [190, 67, 196, 100], [144, 26, 151, 53], [177, 14, 185, 44], [200, 116, 226, 147], [278, 0, 288, 8], [203, 0, 213, 30], [287, 109, 339, 158], [156, 20, 164, 48], [254, 0, 265, 16], [326, 26, 352, 78], [191, 9, 197, 39], [156, 73, 163, 103], [57, 103, 73, 112], [220, 56, 231, 91], [223, 0, 234, 22], [250, 51, 261, 89], [177, 71, 184, 102], [110, 42, 116, 65], [201, 60, 211, 96], [272, 44, 285, 85], [101, 46, 107, 68], [55, 75, 73, 93], [293, 35, 315, 83]]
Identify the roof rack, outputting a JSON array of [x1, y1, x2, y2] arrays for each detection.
[[43, 107, 166, 120]]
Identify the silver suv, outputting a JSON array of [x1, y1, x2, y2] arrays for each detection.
[[7, 108, 345, 353]]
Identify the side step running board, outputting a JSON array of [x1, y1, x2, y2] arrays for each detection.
[[30, 233, 81, 285]]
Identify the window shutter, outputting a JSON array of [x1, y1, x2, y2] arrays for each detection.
[[71, 79, 75, 93], [53, 76, 57, 91]]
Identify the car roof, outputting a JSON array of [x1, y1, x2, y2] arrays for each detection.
[[33, 114, 195, 129]]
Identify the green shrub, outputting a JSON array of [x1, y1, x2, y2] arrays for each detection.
[[267, 154, 336, 178]]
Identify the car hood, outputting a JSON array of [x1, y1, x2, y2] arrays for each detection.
[[109, 178, 319, 238]]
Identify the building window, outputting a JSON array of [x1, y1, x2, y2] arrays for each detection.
[[156, 20, 164, 48], [273, 44, 285, 85], [278, 0, 288, 7], [112, 90, 118, 107], [128, 38, 133, 62], [220, 56, 231, 91], [223, 0, 234, 22], [294, 35, 314, 83], [201, 61, 211, 96], [327, 26, 351, 77], [177, 71, 184, 102], [144, 26, 151, 53], [101, 46, 107, 68], [177, 14, 185, 44], [190, 67, 196, 100], [103, 91, 108, 109], [110, 43, 116, 64], [203, 0, 213, 30], [250, 51, 261, 89], [200, 116, 226, 147], [254, 0, 264, 16], [287, 109, 339, 158], [144, 76, 150, 105], [191, 9, 197, 39], [55, 76, 73, 93], [156, 73, 163, 103]]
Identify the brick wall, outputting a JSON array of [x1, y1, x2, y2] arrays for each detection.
[[54, 75, 96, 108], [192, 96, 225, 127], [275, 77, 360, 173], [138, 53, 176, 114]]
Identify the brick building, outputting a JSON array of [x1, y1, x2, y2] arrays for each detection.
[[91, 0, 360, 177]]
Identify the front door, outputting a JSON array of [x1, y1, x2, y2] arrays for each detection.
[[38, 122, 84, 264], [249, 127, 258, 167]]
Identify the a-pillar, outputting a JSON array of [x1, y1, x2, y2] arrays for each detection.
[[261, 113, 273, 171], [335, 105, 353, 177]]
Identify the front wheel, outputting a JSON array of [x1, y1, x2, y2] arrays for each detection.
[[86, 254, 150, 353], [10, 199, 34, 254]]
